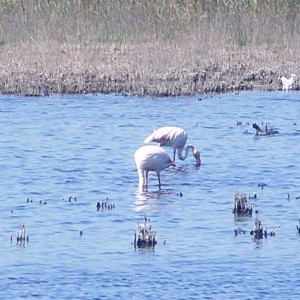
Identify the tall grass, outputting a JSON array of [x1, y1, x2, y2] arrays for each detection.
[[0, 0, 299, 96], [0, 0, 300, 48]]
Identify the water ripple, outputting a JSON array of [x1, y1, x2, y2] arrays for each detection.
[[1, 92, 300, 299]]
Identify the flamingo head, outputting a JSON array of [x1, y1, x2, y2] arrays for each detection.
[[193, 150, 201, 166]]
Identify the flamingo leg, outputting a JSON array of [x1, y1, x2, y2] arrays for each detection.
[[137, 169, 144, 188], [173, 149, 176, 162], [157, 173, 161, 189], [145, 170, 149, 187]]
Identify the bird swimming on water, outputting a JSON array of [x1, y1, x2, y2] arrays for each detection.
[[144, 126, 201, 166], [253, 123, 279, 136], [134, 145, 175, 189]]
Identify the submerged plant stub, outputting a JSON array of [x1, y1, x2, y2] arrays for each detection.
[[133, 215, 157, 249], [232, 191, 253, 216]]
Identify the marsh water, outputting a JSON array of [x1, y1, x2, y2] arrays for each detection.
[[1, 92, 300, 299]]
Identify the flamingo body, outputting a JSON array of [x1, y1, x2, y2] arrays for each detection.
[[134, 145, 175, 189], [144, 126, 201, 166], [144, 126, 188, 152], [281, 74, 297, 91]]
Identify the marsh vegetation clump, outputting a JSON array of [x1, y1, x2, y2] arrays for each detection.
[[1, 0, 300, 96], [233, 191, 253, 216]]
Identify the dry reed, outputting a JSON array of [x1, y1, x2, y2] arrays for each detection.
[[0, 0, 300, 96]]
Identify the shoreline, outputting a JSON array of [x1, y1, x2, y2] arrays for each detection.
[[0, 42, 299, 97]]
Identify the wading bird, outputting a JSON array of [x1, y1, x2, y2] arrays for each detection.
[[144, 126, 201, 166], [134, 145, 175, 189], [281, 74, 297, 91]]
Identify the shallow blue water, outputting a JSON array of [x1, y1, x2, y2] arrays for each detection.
[[1, 92, 300, 299]]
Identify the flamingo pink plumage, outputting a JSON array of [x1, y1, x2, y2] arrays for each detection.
[[134, 145, 175, 189], [144, 126, 201, 166]]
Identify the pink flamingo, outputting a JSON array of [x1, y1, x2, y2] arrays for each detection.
[[134, 145, 175, 189], [144, 126, 201, 166]]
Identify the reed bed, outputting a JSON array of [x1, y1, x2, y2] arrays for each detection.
[[1, 0, 300, 96]]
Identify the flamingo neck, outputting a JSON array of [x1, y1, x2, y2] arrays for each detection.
[[178, 145, 201, 166], [177, 145, 194, 161]]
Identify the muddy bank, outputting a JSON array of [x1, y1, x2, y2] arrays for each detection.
[[0, 42, 299, 97]]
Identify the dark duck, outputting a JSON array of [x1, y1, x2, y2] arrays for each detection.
[[253, 123, 279, 136]]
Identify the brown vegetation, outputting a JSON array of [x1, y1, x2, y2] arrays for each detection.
[[0, 0, 300, 96]]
